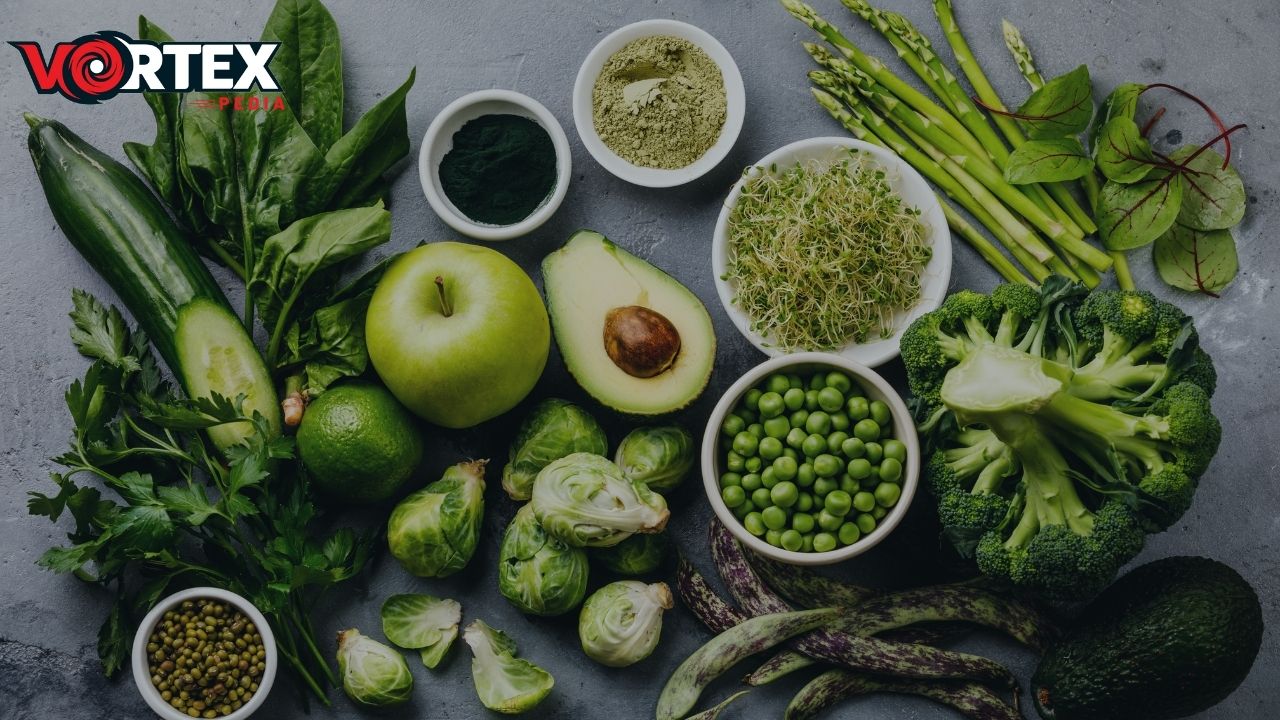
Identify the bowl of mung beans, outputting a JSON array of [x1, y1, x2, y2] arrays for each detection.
[[132, 587, 277, 720], [701, 352, 920, 566]]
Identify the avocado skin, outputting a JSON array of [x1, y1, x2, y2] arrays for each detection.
[[1033, 556, 1262, 720]]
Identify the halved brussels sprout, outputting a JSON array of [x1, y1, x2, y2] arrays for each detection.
[[337, 628, 414, 707], [464, 619, 554, 714], [614, 425, 694, 493], [503, 399, 608, 501], [380, 593, 462, 668], [499, 504, 589, 616], [531, 453, 669, 548], [387, 460, 486, 577], [578, 581, 673, 667], [591, 532, 668, 576]]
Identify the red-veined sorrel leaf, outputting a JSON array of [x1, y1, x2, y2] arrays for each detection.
[[1008, 65, 1094, 139], [1088, 82, 1144, 151], [1170, 145, 1246, 230], [1005, 138, 1093, 184], [1153, 223, 1238, 296], [1096, 117, 1158, 183], [1098, 169, 1184, 250]]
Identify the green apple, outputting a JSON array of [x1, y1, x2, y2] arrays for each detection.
[[367, 242, 550, 428]]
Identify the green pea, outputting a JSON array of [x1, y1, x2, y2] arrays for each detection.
[[743, 512, 766, 536], [783, 388, 806, 411], [780, 529, 804, 552], [745, 456, 763, 473], [872, 505, 888, 520], [830, 412, 850, 432], [804, 389, 820, 411], [758, 392, 785, 419], [853, 419, 881, 442], [732, 501, 752, 520], [824, 490, 853, 516], [813, 453, 843, 478], [761, 466, 779, 489], [855, 512, 877, 534], [765, 529, 784, 547], [817, 387, 845, 412], [846, 458, 873, 480], [870, 400, 892, 426], [846, 396, 870, 420], [765, 374, 791, 394], [782, 447, 798, 461], [772, 456, 798, 482], [726, 452, 746, 472], [722, 485, 746, 508], [762, 506, 789, 531], [841, 437, 866, 459], [839, 475, 858, 495], [743, 388, 763, 411], [883, 439, 907, 463], [786, 427, 808, 449], [853, 491, 876, 513], [864, 442, 884, 465], [805, 411, 832, 435], [817, 509, 843, 532], [792, 512, 815, 534], [771, 481, 799, 508], [813, 477, 838, 497], [879, 457, 903, 483], [808, 373, 827, 391], [796, 463, 816, 487], [813, 533, 838, 553], [737, 408, 758, 425], [802, 535, 815, 552], [787, 373, 804, 389], [732, 432, 759, 457], [789, 409, 810, 429], [759, 437, 784, 461], [722, 414, 746, 437], [838, 522, 861, 545], [741, 473, 762, 492], [801, 434, 827, 458], [825, 371, 852, 393], [861, 475, 880, 491], [751, 487, 772, 508], [763, 416, 791, 440], [720, 472, 742, 488], [748, 423, 765, 438], [875, 482, 902, 507], [826, 431, 850, 455], [797, 492, 815, 513]]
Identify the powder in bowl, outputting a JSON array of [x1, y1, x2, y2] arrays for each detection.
[[591, 35, 727, 170], [438, 114, 557, 226]]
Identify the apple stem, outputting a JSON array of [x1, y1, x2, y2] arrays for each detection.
[[435, 276, 453, 317]]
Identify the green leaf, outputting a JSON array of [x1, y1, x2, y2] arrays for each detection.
[[65, 362, 123, 445], [1014, 65, 1094, 139], [176, 97, 243, 232], [1004, 138, 1093, 183], [262, 0, 345, 152], [1088, 82, 1145, 151], [98, 596, 131, 677], [157, 484, 220, 525], [68, 291, 139, 371], [322, 69, 416, 209], [282, 290, 374, 392], [113, 471, 158, 507], [1098, 171, 1184, 250], [1095, 117, 1157, 184], [140, 391, 246, 431], [38, 538, 107, 574], [112, 505, 176, 552], [1153, 223, 1238, 296], [231, 95, 329, 240], [1169, 146, 1246, 230]]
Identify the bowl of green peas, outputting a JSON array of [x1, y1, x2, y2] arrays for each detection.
[[702, 352, 919, 565]]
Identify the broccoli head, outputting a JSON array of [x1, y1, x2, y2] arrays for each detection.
[[905, 278, 1221, 601]]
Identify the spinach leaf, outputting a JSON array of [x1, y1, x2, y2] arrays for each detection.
[[322, 69, 416, 209], [1153, 223, 1238, 296], [262, 0, 344, 152], [1098, 169, 1184, 250], [177, 95, 243, 233], [1169, 146, 1245, 230], [1095, 117, 1157, 183], [122, 19, 184, 216], [231, 97, 328, 241], [1014, 65, 1094, 139], [1004, 138, 1093, 184]]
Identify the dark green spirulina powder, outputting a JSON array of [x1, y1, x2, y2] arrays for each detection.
[[439, 114, 557, 226]]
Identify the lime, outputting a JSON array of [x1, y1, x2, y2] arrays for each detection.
[[297, 384, 424, 503]]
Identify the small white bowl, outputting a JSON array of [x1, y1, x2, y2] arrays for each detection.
[[572, 19, 746, 187], [701, 353, 920, 566], [133, 587, 278, 720], [420, 89, 572, 241], [712, 137, 952, 367]]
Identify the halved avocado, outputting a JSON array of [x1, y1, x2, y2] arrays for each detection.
[[543, 230, 715, 415]]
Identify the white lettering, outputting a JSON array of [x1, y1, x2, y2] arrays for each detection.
[[162, 45, 200, 90], [200, 44, 234, 90], [122, 43, 163, 90], [234, 43, 278, 90]]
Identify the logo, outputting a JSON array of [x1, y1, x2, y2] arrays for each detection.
[[11, 32, 280, 104]]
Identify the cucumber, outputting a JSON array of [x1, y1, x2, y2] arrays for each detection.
[[25, 114, 279, 447]]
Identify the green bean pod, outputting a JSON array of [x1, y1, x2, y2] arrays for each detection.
[[786, 669, 1022, 720], [684, 690, 750, 720], [745, 650, 818, 686], [841, 585, 1054, 651], [655, 608, 840, 720], [747, 550, 877, 608]]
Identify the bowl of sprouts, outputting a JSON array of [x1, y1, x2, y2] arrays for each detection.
[[712, 137, 951, 367]]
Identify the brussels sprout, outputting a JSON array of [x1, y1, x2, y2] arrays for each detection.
[[531, 453, 670, 548], [388, 460, 486, 577], [591, 533, 668, 576], [337, 628, 414, 707], [578, 581, 673, 667], [380, 593, 462, 668], [614, 425, 695, 493], [464, 619, 554, 714], [503, 399, 608, 501], [498, 505, 589, 616]]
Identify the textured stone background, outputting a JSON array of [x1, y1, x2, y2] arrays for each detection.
[[1, 1, 1275, 718]]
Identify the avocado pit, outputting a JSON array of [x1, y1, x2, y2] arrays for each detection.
[[603, 305, 681, 378]]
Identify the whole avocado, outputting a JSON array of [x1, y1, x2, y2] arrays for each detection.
[[1033, 556, 1262, 720]]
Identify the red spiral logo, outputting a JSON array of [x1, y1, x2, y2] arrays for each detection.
[[63, 34, 130, 103]]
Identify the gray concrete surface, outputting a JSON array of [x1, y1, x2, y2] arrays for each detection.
[[1, 1, 1276, 718]]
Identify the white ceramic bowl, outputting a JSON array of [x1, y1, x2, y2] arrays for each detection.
[[133, 587, 277, 720], [420, 89, 572, 241], [701, 353, 920, 566], [572, 19, 746, 187], [712, 137, 952, 367]]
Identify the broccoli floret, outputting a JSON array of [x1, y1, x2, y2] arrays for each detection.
[[908, 277, 1221, 601]]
